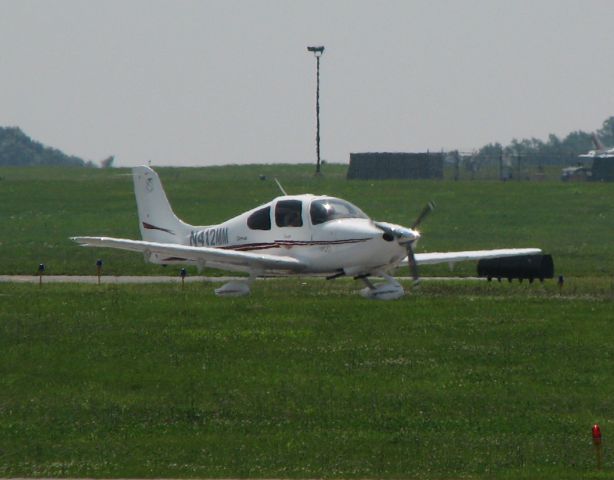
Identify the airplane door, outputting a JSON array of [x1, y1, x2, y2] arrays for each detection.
[[274, 199, 307, 242]]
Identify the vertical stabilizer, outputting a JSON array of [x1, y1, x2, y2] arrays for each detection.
[[592, 133, 605, 152], [132, 166, 193, 243]]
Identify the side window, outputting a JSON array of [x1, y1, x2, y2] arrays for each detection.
[[275, 200, 303, 227], [247, 206, 271, 230]]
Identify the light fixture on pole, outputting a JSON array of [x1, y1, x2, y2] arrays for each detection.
[[307, 45, 325, 175]]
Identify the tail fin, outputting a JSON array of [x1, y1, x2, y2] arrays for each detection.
[[592, 133, 605, 151], [132, 166, 193, 243]]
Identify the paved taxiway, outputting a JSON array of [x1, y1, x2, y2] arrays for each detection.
[[0, 275, 236, 284], [0, 275, 485, 284]]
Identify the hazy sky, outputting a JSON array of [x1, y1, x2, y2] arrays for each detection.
[[1, 0, 614, 166]]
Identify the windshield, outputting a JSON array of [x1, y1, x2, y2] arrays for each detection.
[[310, 198, 369, 225]]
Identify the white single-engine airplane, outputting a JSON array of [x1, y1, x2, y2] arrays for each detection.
[[579, 133, 614, 159], [72, 166, 542, 299]]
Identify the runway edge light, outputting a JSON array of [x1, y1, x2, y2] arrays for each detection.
[[96, 259, 103, 285], [592, 423, 603, 470], [37, 263, 45, 287], [593, 424, 602, 445], [180, 268, 187, 289]]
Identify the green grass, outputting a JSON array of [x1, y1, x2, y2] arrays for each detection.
[[1, 279, 614, 478], [2, 165, 614, 478], [1, 164, 613, 276]]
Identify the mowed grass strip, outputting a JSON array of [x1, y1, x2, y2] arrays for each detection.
[[1, 279, 614, 478], [1, 165, 613, 276]]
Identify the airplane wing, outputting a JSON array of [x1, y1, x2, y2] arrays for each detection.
[[71, 236, 306, 273], [580, 152, 614, 158], [579, 148, 614, 158], [412, 248, 542, 266]]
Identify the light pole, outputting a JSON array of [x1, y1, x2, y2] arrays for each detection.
[[307, 45, 324, 175]]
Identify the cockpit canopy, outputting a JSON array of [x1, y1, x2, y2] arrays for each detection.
[[246, 196, 369, 231], [309, 198, 369, 225]]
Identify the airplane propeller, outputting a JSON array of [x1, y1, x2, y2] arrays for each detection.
[[411, 201, 436, 230], [406, 243, 420, 285], [375, 201, 435, 286], [406, 201, 435, 286]]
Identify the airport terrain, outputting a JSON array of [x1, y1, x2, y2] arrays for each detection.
[[1, 165, 613, 478], [0, 164, 612, 277], [2, 279, 614, 478]]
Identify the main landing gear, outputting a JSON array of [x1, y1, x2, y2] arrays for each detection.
[[357, 272, 405, 300], [214, 272, 256, 297]]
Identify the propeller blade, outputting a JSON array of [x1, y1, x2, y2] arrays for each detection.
[[406, 244, 420, 286], [411, 201, 436, 230]]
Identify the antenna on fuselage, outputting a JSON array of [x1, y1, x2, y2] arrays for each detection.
[[274, 177, 288, 196]]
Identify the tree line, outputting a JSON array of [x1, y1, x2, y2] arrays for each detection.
[[0, 127, 93, 167], [2, 116, 614, 168], [474, 116, 614, 165]]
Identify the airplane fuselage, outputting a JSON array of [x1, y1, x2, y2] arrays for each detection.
[[176, 194, 409, 275]]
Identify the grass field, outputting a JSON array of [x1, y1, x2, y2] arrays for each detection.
[[1, 164, 613, 277], [1, 279, 614, 478], [1, 165, 614, 478]]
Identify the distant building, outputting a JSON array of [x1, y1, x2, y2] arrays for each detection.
[[347, 152, 443, 180]]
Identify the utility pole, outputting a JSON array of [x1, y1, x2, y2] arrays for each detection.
[[307, 46, 325, 175]]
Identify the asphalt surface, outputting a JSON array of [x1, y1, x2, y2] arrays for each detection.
[[0, 275, 235, 284], [0, 275, 485, 284]]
